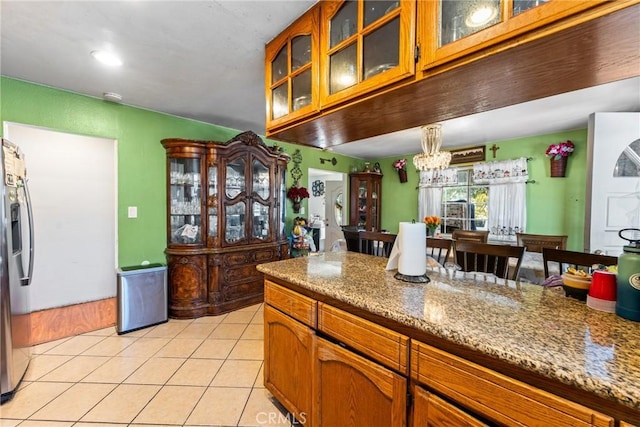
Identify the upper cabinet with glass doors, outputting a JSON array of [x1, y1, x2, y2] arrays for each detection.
[[265, 5, 320, 130], [320, 0, 416, 108], [418, 0, 608, 71]]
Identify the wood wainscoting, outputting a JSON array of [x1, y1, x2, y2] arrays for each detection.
[[30, 297, 117, 345]]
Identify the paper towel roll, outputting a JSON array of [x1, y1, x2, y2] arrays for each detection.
[[398, 222, 427, 276]]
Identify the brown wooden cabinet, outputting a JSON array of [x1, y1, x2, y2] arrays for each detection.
[[264, 1, 636, 147], [262, 276, 629, 426], [349, 171, 382, 231], [417, 0, 608, 71], [319, 0, 416, 109], [265, 4, 320, 131], [161, 131, 289, 318]]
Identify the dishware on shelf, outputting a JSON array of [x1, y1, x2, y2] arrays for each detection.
[[364, 63, 397, 80]]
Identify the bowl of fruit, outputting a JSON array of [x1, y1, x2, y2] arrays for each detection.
[[561, 268, 592, 300]]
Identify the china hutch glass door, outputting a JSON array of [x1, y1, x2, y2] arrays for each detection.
[[225, 157, 247, 244], [252, 158, 271, 241], [169, 157, 202, 245], [208, 164, 218, 243]]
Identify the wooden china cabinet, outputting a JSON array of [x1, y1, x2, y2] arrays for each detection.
[[349, 171, 382, 231], [161, 131, 290, 318]]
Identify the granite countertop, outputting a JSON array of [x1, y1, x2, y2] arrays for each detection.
[[257, 251, 640, 411]]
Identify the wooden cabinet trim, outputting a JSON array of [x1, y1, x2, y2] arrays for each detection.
[[412, 341, 614, 427], [265, 280, 317, 327], [318, 302, 408, 374]]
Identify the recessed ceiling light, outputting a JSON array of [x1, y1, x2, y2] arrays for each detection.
[[103, 92, 123, 103], [91, 50, 123, 66]]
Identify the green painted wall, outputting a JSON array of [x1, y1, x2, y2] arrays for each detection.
[[1, 76, 591, 259], [280, 144, 360, 230], [375, 128, 588, 251], [0, 77, 358, 266]]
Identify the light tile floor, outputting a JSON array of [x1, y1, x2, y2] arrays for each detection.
[[0, 303, 296, 427]]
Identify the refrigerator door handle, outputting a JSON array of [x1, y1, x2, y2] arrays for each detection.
[[20, 178, 34, 286]]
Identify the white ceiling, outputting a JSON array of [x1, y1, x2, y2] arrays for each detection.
[[1, 1, 638, 160]]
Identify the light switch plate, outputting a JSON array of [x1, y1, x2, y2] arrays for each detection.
[[128, 206, 138, 218]]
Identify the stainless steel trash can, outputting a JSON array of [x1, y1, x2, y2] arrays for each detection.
[[117, 264, 168, 334]]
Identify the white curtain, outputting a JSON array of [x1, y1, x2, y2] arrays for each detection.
[[473, 157, 529, 236], [418, 168, 459, 220]]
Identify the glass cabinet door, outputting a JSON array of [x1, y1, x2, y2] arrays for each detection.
[[226, 158, 246, 199], [266, 5, 318, 128], [225, 202, 246, 243], [371, 179, 380, 232], [208, 165, 218, 240], [439, 0, 501, 46], [279, 171, 286, 240], [357, 180, 367, 228], [513, 0, 548, 16], [252, 159, 271, 241], [224, 158, 247, 244], [322, 0, 414, 105], [271, 34, 312, 119], [169, 157, 202, 244]]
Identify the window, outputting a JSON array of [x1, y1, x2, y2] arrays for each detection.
[[441, 168, 488, 233]]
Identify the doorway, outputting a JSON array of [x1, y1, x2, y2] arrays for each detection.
[[3, 122, 117, 311], [308, 168, 347, 252]]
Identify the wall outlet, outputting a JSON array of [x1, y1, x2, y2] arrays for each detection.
[[128, 206, 138, 218]]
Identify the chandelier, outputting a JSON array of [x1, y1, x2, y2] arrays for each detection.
[[413, 124, 452, 170]]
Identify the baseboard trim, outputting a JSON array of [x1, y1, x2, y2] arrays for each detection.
[[30, 297, 117, 345]]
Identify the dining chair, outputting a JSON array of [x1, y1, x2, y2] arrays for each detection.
[[452, 229, 489, 243], [542, 248, 617, 278], [358, 231, 397, 257], [426, 237, 453, 265], [454, 241, 525, 280], [516, 233, 568, 253], [341, 226, 361, 252]]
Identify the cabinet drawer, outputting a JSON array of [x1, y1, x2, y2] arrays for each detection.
[[411, 342, 613, 427], [413, 385, 488, 427], [318, 303, 408, 374], [264, 280, 317, 328]]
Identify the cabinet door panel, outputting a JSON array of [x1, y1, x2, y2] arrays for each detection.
[[264, 305, 314, 426], [315, 337, 406, 427]]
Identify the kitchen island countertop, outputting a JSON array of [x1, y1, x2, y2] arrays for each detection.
[[257, 251, 640, 414]]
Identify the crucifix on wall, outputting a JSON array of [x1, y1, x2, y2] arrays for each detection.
[[489, 144, 500, 158]]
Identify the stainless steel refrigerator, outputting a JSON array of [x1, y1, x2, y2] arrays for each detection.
[[0, 139, 34, 404]]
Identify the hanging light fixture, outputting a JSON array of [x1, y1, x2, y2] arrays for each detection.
[[413, 124, 452, 170]]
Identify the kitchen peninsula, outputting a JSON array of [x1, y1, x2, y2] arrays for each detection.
[[258, 252, 640, 426]]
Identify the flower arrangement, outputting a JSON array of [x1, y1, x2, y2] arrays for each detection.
[[424, 215, 441, 236], [545, 140, 575, 160], [286, 185, 310, 201], [393, 158, 408, 171]]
